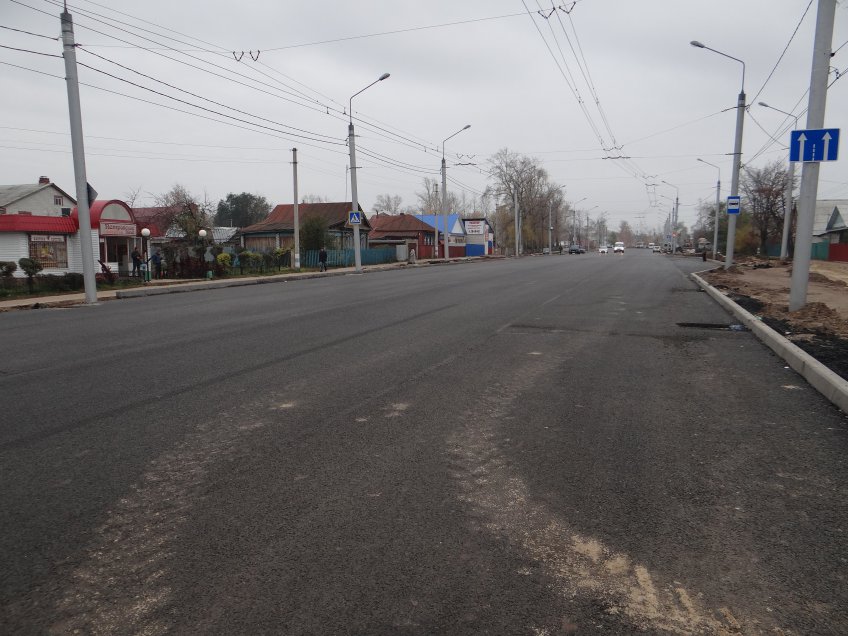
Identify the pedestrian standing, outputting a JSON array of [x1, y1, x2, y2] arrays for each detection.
[[130, 246, 142, 277], [151, 250, 163, 279], [318, 246, 328, 272]]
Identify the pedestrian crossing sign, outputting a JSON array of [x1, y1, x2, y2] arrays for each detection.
[[349, 211, 361, 225]]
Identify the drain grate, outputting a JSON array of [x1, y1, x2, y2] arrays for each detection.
[[677, 322, 748, 331]]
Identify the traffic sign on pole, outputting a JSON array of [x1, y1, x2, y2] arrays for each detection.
[[789, 128, 839, 162], [727, 195, 741, 214], [348, 211, 361, 225]]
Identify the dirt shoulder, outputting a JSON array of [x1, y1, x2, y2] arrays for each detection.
[[700, 259, 848, 380]]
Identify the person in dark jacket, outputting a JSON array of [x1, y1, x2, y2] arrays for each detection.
[[318, 246, 328, 272], [131, 247, 142, 277]]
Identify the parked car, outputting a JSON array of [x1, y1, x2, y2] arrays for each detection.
[[598, 245, 608, 254], [614, 241, 625, 254], [652, 244, 662, 253], [568, 244, 582, 254]]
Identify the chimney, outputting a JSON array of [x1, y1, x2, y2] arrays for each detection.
[[38, 176, 50, 185]]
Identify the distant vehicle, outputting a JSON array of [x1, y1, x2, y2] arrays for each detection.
[[648, 242, 656, 250], [542, 247, 550, 254], [636, 242, 645, 248], [652, 244, 662, 253], [568, 244, 582, 254], [614, 241, 625, 254], [598, 245, 608, 254]]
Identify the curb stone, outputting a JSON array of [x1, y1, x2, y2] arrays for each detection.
[[691, 271, 848, 414]]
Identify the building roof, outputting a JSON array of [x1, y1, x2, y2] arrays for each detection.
[[71, 199, 135, 228], [413, 214, 466, 235], [813, 200, 848, 236], [0, 182, 76, 208], [0, 214, 78, 234], [240, 202, 370, 234], [369, 212, 433, 239]]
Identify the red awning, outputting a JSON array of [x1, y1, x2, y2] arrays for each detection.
[[0, 215, 78, 233]]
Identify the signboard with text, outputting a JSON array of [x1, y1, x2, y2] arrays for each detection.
[[100, 222, 137, 236]]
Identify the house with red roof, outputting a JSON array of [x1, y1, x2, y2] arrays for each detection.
[[238, 201, 370, 253], [369, 212, 437, 259]]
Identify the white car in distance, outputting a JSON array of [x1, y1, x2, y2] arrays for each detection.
[[614, 241, 625, 254], [598, 245, 608, 254]]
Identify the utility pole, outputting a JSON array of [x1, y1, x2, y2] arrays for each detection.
[[61, 6, 97, 304], [347, 121, 362, 272], [790, 0, 836, 311], [514, 190, 519, 257], [548, 200, 553, 254], [433, 183, 439, 258], [292, 148, 300, 270]]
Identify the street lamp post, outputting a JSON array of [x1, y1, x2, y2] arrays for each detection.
[[441, 124, 470, 261], [348, 73, 390, 273], [141, 227, 151, 281], [662, 180, 680, 254], [697, 159, 721, 260], [758, 102, 799, 260], [691, 40, 745, 270], [549, 185, 566, 254]]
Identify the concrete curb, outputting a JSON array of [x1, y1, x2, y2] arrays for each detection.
[[691, 271, 848, 414]]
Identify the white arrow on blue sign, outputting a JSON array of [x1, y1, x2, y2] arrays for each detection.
[[348, 211, 361, 225], [790, 128, 839, 162], [727, 195, 741, 214]]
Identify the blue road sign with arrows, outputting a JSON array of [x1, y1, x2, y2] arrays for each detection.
[[790, 128, 839, 162], [727, 195, 740, 214], [348, 211, 361, 225]]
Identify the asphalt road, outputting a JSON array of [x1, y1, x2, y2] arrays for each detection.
[[2, 251, 847, 635]]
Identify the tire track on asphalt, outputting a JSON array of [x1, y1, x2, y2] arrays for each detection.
[[446, 349, 757, 635]]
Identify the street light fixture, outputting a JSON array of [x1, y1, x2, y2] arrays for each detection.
[[441, 124, 471, 261], [348, 72, 390, 273], [141, 227, 151, 281], [758, 101, 800, 260], [691, 39, 746, 270], [697, 158, 721, 259]]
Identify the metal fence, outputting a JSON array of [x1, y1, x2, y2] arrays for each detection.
[[301, 248, 397, 268]]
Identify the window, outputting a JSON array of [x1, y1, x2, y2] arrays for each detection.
[[0, 207, 5, 214], [29, 235, 68, 268], [54, 195, 64, 206]]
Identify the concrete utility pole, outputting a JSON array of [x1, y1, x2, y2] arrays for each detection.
[[514, 190, 519, 257], [790, 0, 837, 311], [433, 183, 439, 258], [348, 73, 389, 273], [292, 148, 300, 270], [441, 125, 470, 261], [61, 7, 97, 304], [548, 201, 553, 254]]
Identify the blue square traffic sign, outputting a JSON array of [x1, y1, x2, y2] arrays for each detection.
[[790, 128, 839, 162], [348, 211, 361, 225]]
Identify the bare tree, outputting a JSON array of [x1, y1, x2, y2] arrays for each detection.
[[301, 193, 329, 204], [372, 194, 403, 215], [153, 184, 210, 237], [487, 148, 563, 252], [741, 160, 792, 254]]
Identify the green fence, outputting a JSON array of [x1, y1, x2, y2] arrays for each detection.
[[301, 248, 397, 268], [765, 243, 829, 260]]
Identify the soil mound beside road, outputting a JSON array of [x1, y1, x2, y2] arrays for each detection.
[[700, 259, 848, 381]]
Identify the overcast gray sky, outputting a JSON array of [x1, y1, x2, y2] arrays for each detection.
[[2, 0, 846, 233]]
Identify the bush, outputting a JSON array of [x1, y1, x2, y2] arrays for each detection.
[[36, 273, 84, 292], [216, 252, 232, 268], [18, 257, 42, 292], [0, 261, 17, 278]]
